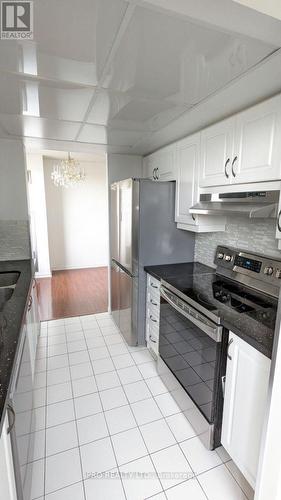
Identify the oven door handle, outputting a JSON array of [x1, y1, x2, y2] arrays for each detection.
[[160, 287, 222, 343]]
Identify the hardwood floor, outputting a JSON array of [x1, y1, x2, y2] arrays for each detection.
[[36, 267, 108, 321]]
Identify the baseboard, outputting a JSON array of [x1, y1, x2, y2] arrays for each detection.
[[51, 264, 108, 271], [35, 272, 52, 278]]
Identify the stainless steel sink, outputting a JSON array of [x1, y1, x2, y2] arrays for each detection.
[[0, 272, 20, 287], [0, 287, 14, 312]]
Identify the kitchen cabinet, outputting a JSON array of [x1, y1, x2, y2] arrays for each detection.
[[175, 134, 199, 226], [175, 133, 226, 232], [221, 332, 270, 488], [234, 96, 281, 184], [199, 94, 281, 188], [0, 414, 17, 500], [200, 117, 234, 188], [26, 280, 40, 379], [146, 274, 160, 357], [143, 155, 156, 180], [275, 190, 281, 249], [144, 145, 176, 181]]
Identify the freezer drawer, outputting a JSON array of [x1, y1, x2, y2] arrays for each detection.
[[119, 266, 137, 346]]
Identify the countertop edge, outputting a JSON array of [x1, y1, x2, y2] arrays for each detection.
[[0, 260, 33, 437]]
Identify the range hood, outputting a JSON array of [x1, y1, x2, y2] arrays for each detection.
[[190, 191, 279, 218]]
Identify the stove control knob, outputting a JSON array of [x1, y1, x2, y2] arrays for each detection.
[[264, 266, 274, 276], [221, 294, 229, 302], [217, 252, 224, 259], [276, 269, 281, 279], [224, 255, 232, 262]]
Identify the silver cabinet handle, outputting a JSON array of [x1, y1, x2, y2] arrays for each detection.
[[149, 335, 157, 344], [7, 404, 15, 434], [152, 168, 156, 180], [150, 315, 157, 323], [221, 375, 226, 397], [150, 299, 158, 306], [231, 156, 238, 177], [227, 337, 233, 360], [151, 283, 158, 289], [156, 168, 159, 180], [277, 209, 281, 232], [224, 158, 230, 178]]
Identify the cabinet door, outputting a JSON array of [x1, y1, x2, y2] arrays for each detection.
[[156, 145, 176, 181], [275, 187, 281, 245], [0, 414, 17, 500], [143, 156, 156, 180], [175, 133, 200, 225], [222, 332, 270, 488], [234, 96, 281, 184], [200, 118, 234, 187]]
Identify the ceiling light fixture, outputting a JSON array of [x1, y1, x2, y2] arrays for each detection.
[[51, 153, 86, 188]]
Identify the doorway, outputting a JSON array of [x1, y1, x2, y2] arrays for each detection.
[[26, 150, 109, 320]]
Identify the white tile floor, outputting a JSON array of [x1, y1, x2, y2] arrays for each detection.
[[25, 313, 255, 500]]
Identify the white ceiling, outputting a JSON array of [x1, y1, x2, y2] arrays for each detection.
[[41, 150, 106, 162], [0, 0, 281, 155]]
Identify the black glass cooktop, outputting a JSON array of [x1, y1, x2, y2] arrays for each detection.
[[164, 272, 278, 331]]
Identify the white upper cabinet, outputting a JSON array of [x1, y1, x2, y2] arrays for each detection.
[[143, 155, 156, 180], [222, 332, 270, 488], [200, 118, 234, 187], [199, 94, 281, 188], [175, 133, 199, 226], [233, 96, 281, 184], [144, 145, 176, 181]]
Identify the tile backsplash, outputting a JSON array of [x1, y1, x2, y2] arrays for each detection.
[[195, 216, 281, 268], [0, 220, 31, 260]]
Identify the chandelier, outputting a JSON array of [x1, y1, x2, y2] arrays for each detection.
[[51, 153, 86, 188]]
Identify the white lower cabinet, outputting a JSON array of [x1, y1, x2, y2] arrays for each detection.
[[26, 280, 40, 379], [221, 332, 271, 488], [145, 275, 160, 357], [0, 414, 17, 500]]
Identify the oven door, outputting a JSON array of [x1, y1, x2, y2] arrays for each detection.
[[159, 286, 224, 427]]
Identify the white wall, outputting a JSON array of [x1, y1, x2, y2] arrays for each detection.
[[26, 153, 51, 277], [107, 154, 143, 185], [233, 0, 281, 20], [44, 157, 108, 271]]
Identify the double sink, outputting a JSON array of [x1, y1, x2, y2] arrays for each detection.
[[0, 272, 20, 312]]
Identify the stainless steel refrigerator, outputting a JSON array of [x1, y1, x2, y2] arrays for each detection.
[[110, 178, 195, 346]]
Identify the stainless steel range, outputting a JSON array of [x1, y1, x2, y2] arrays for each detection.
[[158, 246, 281, 450]]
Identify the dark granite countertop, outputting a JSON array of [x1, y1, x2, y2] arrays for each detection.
[[0, 259, 32, 434], [145, 262, 276, 359], [144, 262, 213, 281]]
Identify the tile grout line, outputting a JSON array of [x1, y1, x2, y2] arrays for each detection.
[[63, 315, 87, 500], [82, 319, 129, 500], [40, 314, 249, 500], [43, 321, 49, 500], [95, 327, 169, 498]]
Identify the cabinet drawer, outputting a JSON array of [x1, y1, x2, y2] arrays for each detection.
[[147, 290, 160, 309], [146, 303, 159, 324], [147, 276, 160, 305], [147, 275, 160, 292]]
